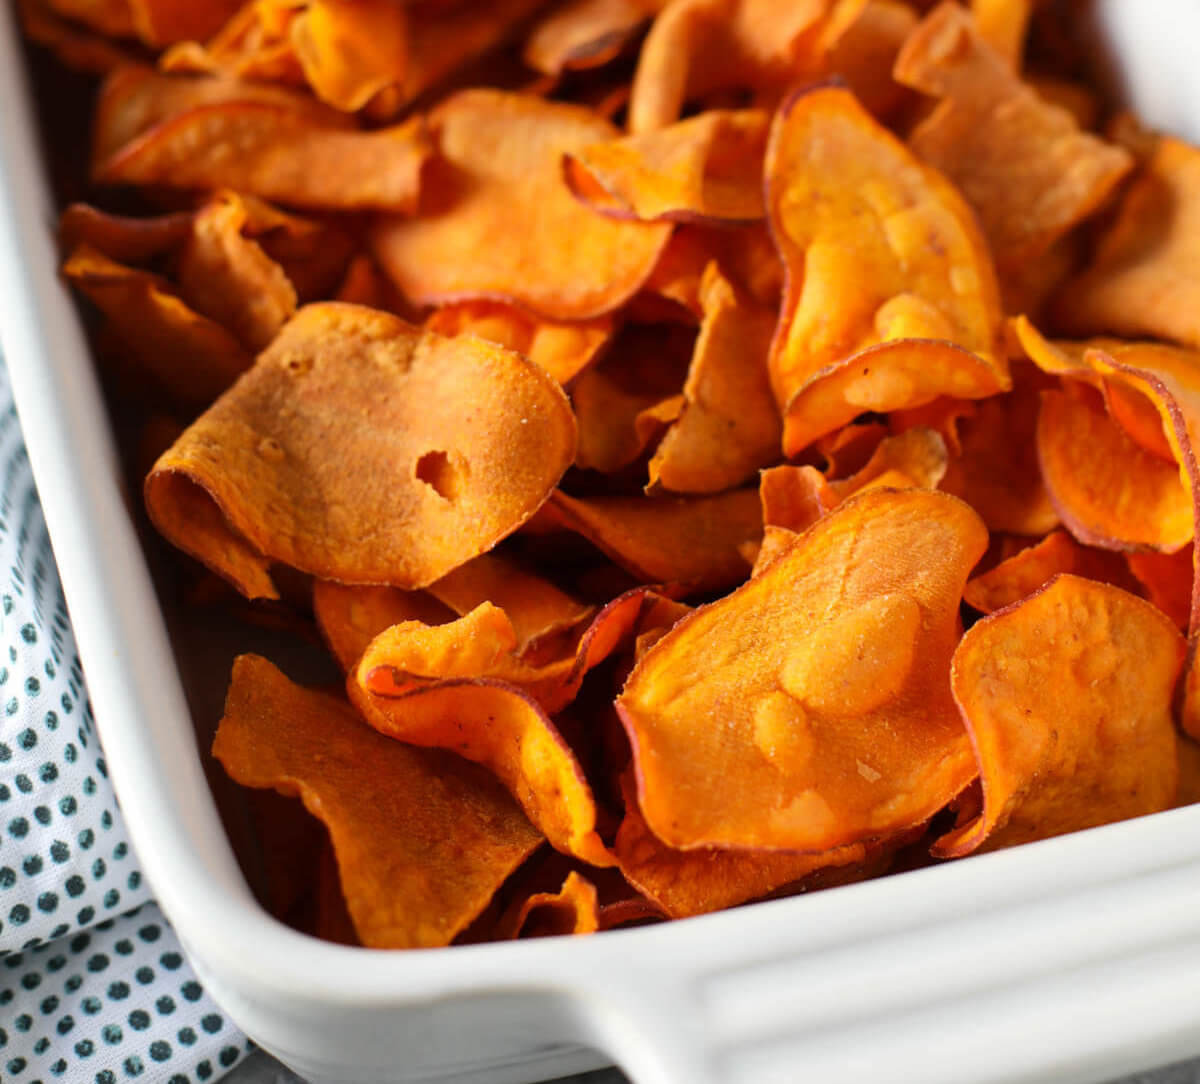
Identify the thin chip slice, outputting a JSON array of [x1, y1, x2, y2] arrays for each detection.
[[145, 303, 577, 599], [648, 262, 780, 494], [426, 301, 614, 386], [564, 109, 769, 224], [934, 575, 1183, 856], [495, 871, 600, 938], [59, 202, 194, 264], [824, 0, 917, 120], [1127, 548, 1193, 630], [827, 426, 948, 498], [1054, 138, 1200, 348], [969, 0, 1030, 67], [760, 464, 840, 535], [212, 654, 543, 948], [964, 530, 1138, 614], [524, 0, 658, 76], [97, 103, 430, 212], [371, 89, 672, 320], [895, 3, 1131, 281], [765, 85, 1005, 438], [618, 487, 986, 851], [542, 488, 760, 594], [63, 244, 252, 407], [1037, 386, 1192, 553]]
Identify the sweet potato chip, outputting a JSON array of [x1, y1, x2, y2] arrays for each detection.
[[969, 0, 1029, 67], [289, 0, 410, 112], [541, 488, 760, 594], [828, 426, 948, 498], [782, 339, 1007, 457], [59, 202, 193, 263], [765, 85, 1005, 447], [213, 654, 542, 948], [759, 464, 839, 535], [426, 301, 614, 386], [145, 303, 577, 599], [313, 580, 455, 673], [614, 779, 870, 918], [495, 870, 600, 938], [98, 103, 430, 212], [1037, 386, 1192, 553], [627, 0, 866, 132], [1054, 137, 1200, 348], [565, 109, 768, 224], [618, 487, 986, 851], [648, 262, 780, 494], [934, 576, 1183, 857], [824, 0, 917, 120], [349, 664, 613, 867], [1127, 548, 1194, 631], [427, 554, 594, 654], [63, 244, 252, 406], [963, 529, 1138, 614], [895, 3, 1132, 287], [371, 90, 671, 320], [129, 0, 245, 47], [524, 0, 657, 76], [92, 66, 352, 168], [177, 190, 297, 351], [19, 0, 143, 73]]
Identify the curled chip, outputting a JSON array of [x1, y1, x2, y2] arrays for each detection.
[[541, 487, 761, 594], [98, 103, 431, 213], [371, 89, 672, 320], [1037, 386, 1192, 553], [935, 576, 1183, 856], [524, 0, 658, 76], [618, 488, 986, 852], [1127, 548, 1194, 631], [59, 202, 194, 263], [614, 777, 871, 919], [564, 109, 769, 223], [212, 655, 543, 949], [765, 85, 1005, 449], [496, 871, 600, 939], [648, 261, 780, 494], [313, 581, 455, 673], [1055, 138, 1200, 349], [426, 302, 613, 387], [145, 303, 577, 599], [963, 530, 1138, 614], [895, 3, 1132, 285], [63, 244, 252, 407]]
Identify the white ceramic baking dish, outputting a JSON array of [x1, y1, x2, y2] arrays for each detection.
[[4, 4, 1200, 1083]]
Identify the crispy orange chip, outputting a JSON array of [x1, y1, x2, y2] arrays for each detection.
[[934, 576, 1183, 857], [426, 301, 614, 387], [145, 303, 577, 599], [969, 0, 1030, 67], [1054, 138, 1200, 348], [1037, 386, 1192, 553], [963, 530, 1137, 614], [60, 202, 194, 264], [496, 870, 601, 938], [63, 244, 252, 407], [542, 488, 760, 594], [1127, 548, 1194, 631], [371, 89, 672, 320], [564, 109, 769, 224], [212, 654, 542, 948], [524, 0, 658, 76], [618, 487, 986, 851], [765, 85, 1005, 448], [895, 3, 1131, 285], [129, 0, 245, 47], [648, 262, 780, 494], [824, 1, 917, 121], [313, 581, 455, 673], [98, 103, 430, 212]]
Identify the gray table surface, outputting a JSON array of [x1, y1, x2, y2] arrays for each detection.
[[222, 1047, 1200, 1084]]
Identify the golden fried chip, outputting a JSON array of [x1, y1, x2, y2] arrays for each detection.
[[313, 581, 455, 673], [145, 303, 577, 599], [541, 488, 760, 594], [213, 654, 542, 948], [496, 870, 600, 938], [565, 109, 769, 224], [648, 262, 780, 493], [371, 90, 671, 320], [969, 0, 1029, 67], [1127, 548, 1194, 630], [524, 0, 658, 76], [895, 3, 1132, 290], [59, 202, 194, 264], [759, 465, 839, 535], [824, 0, 917, 120], [828, 426, 948, 498], [1054, 138, 1200, 348], [765, 85, 1005, 449], [1037, 386, 1192, 553], [63, 244, 252, 406], [963, 529, 1138, 614], [618, 487, 986, 851], [934, 576, 1183, 856], [426, 301, 614, 386], [98, 103, 430, 212]]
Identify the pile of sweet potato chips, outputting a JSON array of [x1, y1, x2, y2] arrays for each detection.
[[30, 0, 1200, 948]]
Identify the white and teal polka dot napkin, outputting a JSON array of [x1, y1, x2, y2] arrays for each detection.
[[0, 355, 250, 1084]]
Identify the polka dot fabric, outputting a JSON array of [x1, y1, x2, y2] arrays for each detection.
[[0, 357, 249, 1082]]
